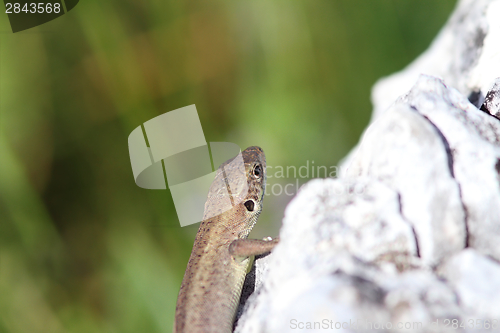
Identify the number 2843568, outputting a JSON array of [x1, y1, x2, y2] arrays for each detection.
[[5, 3, 61, 14]]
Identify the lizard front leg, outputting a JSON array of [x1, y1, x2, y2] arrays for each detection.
[[229, 237, 279, 261]]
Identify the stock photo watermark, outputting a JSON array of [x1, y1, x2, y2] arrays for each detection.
[[128, 105, 358, 227], [289, 318, 500, 331], [3, 0, 79, 33], [290, 319, 423, 331], [264, 162, 355, 197]]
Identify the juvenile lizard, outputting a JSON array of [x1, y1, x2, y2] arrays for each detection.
[[174, 146, 278, 333]]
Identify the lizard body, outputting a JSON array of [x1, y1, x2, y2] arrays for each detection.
[[174, 146, 277, 333]]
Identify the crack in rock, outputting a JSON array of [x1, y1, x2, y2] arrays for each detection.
[[412, 110, 470, 249]]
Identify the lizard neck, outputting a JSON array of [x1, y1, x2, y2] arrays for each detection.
[[197, 207, 260, 245]]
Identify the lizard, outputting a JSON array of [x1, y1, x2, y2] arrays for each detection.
[[174, 146, 278, 333]]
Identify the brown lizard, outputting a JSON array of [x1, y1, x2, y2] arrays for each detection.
[[174, 146, 278, 333]]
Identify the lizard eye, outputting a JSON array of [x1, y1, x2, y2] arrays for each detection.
[[253, 164, 262, 179], [244, 200, 255, 212]]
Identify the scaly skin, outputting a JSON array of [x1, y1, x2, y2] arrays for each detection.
[[174, 146, 277, 333]]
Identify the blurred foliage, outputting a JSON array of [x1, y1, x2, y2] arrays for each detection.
[[0, 0, 456, 332]]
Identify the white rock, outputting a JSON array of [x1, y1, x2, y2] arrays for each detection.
[[343, 97, 465, 266], [400, 76, 500, 261], [481, 78, 500, 118], [371, 0, 493, 120], [236, 179, 460, 333], [438, 249, 500, 319], [236, 0, 500, 332]]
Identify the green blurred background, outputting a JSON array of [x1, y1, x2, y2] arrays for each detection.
[[0, 1, 456, 332]]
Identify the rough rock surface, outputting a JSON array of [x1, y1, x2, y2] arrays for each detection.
[[236, 0, 500, 332], [481, 78, 500, 118]]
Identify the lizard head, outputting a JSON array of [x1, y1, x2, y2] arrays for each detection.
[[202, 146, 266, 236], [241, 145, 267, 208], [236, 146, 266, 237]]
